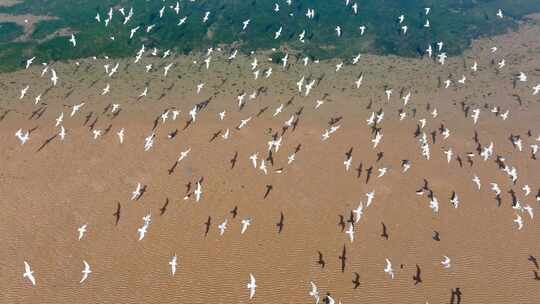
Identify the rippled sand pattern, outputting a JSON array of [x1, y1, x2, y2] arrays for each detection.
[[1, 20, 540, 304]]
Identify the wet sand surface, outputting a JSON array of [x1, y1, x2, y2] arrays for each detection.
[[1, 19, 540, 304]]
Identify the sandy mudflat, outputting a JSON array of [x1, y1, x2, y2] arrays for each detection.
[[0, 19, 539, 304]]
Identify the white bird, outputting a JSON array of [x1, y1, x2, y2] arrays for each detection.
[[274, 26, 282, 39], [142, 214, 151, 225], [249, 153, 258, 168], [306, 8, 315, 19], [399, 111, 407, 121], [15, 129, 30, 145], [384, 258, 394, 279], [273, 104, 284, 117], [189, 106, 198, 122], [178, 16, 188, 26], [444, 148, 453, 163], [444, 79, 452, 88], [241, 218, 251, 234], [309, 281, 320, 304], [69, 34, 76, 47], [178, 148, 191, 162], [472, 175, 481, 190], [50, 69, 58, 86], [129, 26, 140, 39], [194, 181, 202, 202], [247, 273, 257, 299], [218, 219, 228, 235], [228, 49, 238, 61], [471, 61, 478, 72], [359, 25, 366, 35], [242, 19, 250, 30], [401, 25, 408, 35], [281, 53, 289, 69], [19, 85, 29, 100], [326, 295, 335, 304], [58, 125, 66, 141], [25, 56, 36, 69], [352, 2, 358, 14], [287, 153, 296, 164], [259, 159, 268, 175], [131, 183, 143, 200], [92, 129, 103, 139], [441, 256, 451, 268], [143, 133, 155, 151], [196, 83, 205, 94], [137, 224, 148, 240], [54, 112, 64, 127], [472, 108, 480, 124], [513, 214, 523, 230], [163, 62, 174, 76], [345, 223, 354, 243], [496, 9, 503, 18], [77, 224, 87, 240], [402, 91, 411, 105], [169, 255, 177, 276], [101, 83, 110, 95], [202, 11, 210, 23], [450, 193, 460, 208], [523, 204, 534, 219], [353, 74, 364, 89], [429, 197, 439, 213], [204, 56, 211, 69], [385, 89, 392, 101], [284, 115, 295, 127], [523, 185, 531, 196], [438, 53, 447, 65], [490, 183, 501, 196], [296, 76, 305, 92], [23, 261, 36, 286], [344, 157, 352, 171], [426, 44, 433, 57], [117, 128, 124, 144], [169, 109, 179, 121], [366, 112, 375, 126], [518, 72, 527, 82], [80, 260, 92, 283], [366, 191, 375, 207], [402, 160, 411, 172], [299, 30, 306, 43], [139, 87, 148, 98], [371, 132, 383, 148], [34, 94, 42, 104], [532, 84, 540, 95], [222, 129, 230, 140]]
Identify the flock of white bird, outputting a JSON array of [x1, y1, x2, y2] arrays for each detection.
[[10, 1, 540, 303]]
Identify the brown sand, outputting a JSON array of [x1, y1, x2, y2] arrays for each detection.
[[0, 18, 539, 304]]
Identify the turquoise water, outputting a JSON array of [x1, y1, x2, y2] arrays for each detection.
[[0, 0, 539, 72]]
